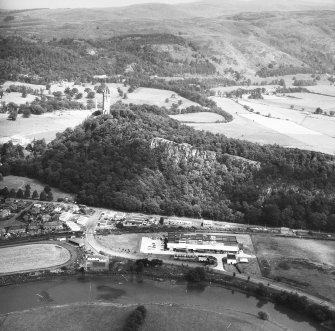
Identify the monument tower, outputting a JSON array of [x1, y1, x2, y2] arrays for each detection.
[[102, 86, 111, 114]]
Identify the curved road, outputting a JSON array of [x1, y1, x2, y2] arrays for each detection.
[[85, 211, 335, 311]]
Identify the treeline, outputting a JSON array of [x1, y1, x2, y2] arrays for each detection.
[[1, 104, 335, 232], [256, 66, 316, 78]]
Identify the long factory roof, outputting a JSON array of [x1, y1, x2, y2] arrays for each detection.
[[167, 232, 238, 245]]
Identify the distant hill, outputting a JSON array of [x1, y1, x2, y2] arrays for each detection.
[[1, 3, 334, 76]]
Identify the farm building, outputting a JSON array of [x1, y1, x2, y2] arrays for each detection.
[[86, 255, 109, 271], [167, 233, 240, 254]]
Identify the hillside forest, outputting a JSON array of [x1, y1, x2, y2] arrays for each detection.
[[1, 104, 335, 232]]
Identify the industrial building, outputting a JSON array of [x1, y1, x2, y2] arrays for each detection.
[[167, 233, 241, 254]]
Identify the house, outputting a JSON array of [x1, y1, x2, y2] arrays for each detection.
[[0, 209, 10, 218], [8, 220, 26, 234], [44, 221, 63, 231], [41, 214, 51, 222], [86, 255, 109, 271], [123, 219, 143, 227], [227, 254, 237, 265]]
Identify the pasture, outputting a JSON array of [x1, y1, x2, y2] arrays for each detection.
[[123, 87, 199, 109], [0, 244, 71, 274], [0, 109, 92, 143], [169, 112, 225, 123], [0, 303, 282, 331], [252, 235, 335, 302], [0, 175, 75, 201]]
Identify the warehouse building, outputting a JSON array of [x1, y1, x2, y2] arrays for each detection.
[[167, 233, 240, 254]]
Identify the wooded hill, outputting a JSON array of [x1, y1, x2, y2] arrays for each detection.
[[0, 35, 217, 84], [2, 104, 335, 232]]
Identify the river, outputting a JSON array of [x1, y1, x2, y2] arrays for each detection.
[[0, 276, 326, 330]]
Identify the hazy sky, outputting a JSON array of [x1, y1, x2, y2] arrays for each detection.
[[1, 0, 200, 10]]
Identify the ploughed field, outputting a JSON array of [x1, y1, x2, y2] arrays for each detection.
[[252, 235, 335, 302], [0, 244, 71, 274]]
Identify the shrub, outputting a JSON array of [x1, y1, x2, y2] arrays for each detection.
[[258, 311, 269, 320]]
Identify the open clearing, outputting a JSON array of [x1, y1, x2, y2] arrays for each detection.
[[0, 303, 283, 331], [0, 244, 71, 274], [252, 235, 335, 302], [0, 175, 74, 201], [0, 109, 92, 143], [169, 112, 224, 123], [96, 233, 147, 253], [122, 87, 199, 109]]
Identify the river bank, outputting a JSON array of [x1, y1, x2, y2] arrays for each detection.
[[0, 263, 334, 329]]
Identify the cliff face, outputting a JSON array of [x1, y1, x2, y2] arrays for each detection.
[[150, 137, 217, 167]]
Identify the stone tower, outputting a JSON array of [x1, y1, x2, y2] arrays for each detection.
[[102, 86, 111, 114]]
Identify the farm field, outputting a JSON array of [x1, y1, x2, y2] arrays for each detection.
[[122, 87, 199, 109], [0, 175, 75, 201], [186, 97, 310, 148], [0, 303, 283, 331], [181, 97, 335, 155], [169, 112, 224, 123], [239, 98, 335, 137], [251, 235, 335, 302], [307, 85, 335, 97], [0, 109, 92, 143], [0, 244, 71, 274]]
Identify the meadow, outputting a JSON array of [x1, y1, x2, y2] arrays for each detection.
[[0, 302, 283, 331], [251, 235, 335, 302], [169, 112, 224, 123], [0, 175, 75, 201], [0, 110, 93, 143]]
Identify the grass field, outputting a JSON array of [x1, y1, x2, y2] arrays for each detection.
[[0, 110, 92, 143], [0, 175, 75, 201], [0, 244, 71, 274], [123, 87, 199, 109], [0, 303, 283, 331], [252, 235, 335, 302], [169, 112, 225, 123], [96, 233, 146, 254]]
